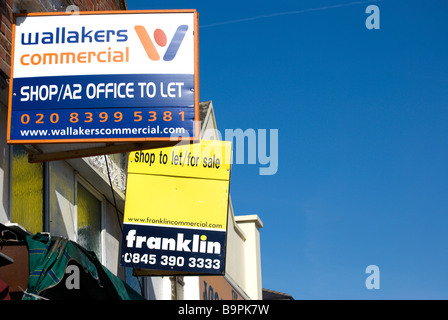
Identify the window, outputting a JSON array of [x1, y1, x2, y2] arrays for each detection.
[[9, 147, 121, 273], [49, 161, 75, 239], [76, 181, 102, 261], [10, 145, 44, 234], [48, 161, 103, 261]]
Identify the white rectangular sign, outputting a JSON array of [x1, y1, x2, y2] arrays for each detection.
[[8, 10, 199, 143]]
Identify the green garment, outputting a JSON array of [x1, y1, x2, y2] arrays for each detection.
[[23, 232, 144, 300]]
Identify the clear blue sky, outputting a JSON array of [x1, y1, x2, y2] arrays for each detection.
[[125, 0, 448, 299]]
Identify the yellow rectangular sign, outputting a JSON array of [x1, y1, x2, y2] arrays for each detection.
[[121, 140, 232, 275]]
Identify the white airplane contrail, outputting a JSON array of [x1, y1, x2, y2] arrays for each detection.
[[200, 0, 383, 28]]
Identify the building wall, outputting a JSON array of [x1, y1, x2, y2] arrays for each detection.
[[0, 89, 10, 224], [0, 0, 13, 223], [0, 0, 13, 80], [234, 215, 264, 300], [224, 202, 247, 293]]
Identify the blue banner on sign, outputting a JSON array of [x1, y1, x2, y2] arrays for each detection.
[[9, 106, 195, 141], [11, 74, 194, 110], [120, 223, 226, 275]]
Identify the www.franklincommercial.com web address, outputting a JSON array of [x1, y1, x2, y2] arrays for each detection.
[[19, 125, 186, 137], [127, 217, 223, 229]]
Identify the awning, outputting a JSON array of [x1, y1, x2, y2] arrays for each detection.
[[23, 232, 144, 300]]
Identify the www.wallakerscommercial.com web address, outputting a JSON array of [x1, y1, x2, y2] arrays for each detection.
[[19, 125, 186, 137]]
